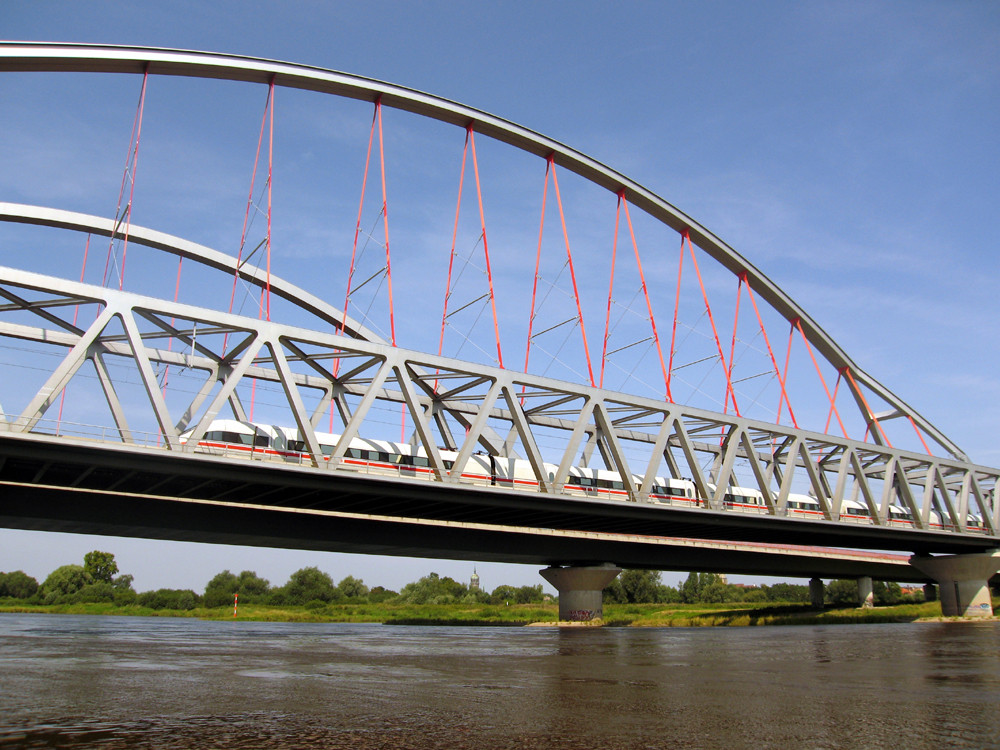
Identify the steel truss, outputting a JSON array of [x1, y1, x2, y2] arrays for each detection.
[[0, 263, 996, 539]]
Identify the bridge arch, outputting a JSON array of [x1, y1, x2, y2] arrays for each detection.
[[0, 42, 964, 461]]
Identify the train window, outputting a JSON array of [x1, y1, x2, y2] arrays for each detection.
[[207, 430, 253, 445], [253, 435, 269, 447], [287, 440, 306, 453], [346, 448, 362, 459], [442, 460, 454, 470], [320, 445, 335, 455], [412, 456, 429, 467]]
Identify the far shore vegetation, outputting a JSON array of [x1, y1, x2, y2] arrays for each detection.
[[2, 551, 996, 626]]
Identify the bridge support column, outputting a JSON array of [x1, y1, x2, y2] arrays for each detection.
[[809, 578, 824, 607], [923, 583, 937, 602], [857, 576, 874, 608], [540, 564, 621, 623], [910, 551, 1000, 618]]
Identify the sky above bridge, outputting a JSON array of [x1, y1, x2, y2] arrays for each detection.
[[0, 1, 998, 594]]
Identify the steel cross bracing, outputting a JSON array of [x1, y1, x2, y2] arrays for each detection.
[[0, 42, 969, 462], [0, 263, 996, 541]]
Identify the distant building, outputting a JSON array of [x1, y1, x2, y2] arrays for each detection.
[[470, 569, 480, 591]]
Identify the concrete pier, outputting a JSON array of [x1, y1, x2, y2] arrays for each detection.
[[540, 564, 621, 622], [809, 577, 824, 607], [910, 550, 1000, 618], [857, 576, 874, 608]]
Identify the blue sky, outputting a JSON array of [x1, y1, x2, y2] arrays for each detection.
[[0, 1, 998, 593]]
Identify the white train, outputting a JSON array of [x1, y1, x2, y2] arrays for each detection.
[[180, 419, 985, 533]]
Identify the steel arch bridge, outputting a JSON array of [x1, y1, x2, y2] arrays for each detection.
[[0, 43, 997, 556]]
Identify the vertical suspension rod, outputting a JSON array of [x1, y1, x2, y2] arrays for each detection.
[[435, 126, 471, 392], [843, 366, 892, 447], [794, 318, 848, 439], [224, 82, 273, 354], [340, 99, 378, 335], [824, 369, 844, 435], [776, 322, 795, 427], [551, 157, 594, 388], [102, 66, 148, 291], [376, 97, 395, 347], [523, 155, 551, 379], [908, 416, 933, 455], [724, 273, 744, 416], [600, 195, 621, 389], [684, 229, 739, 416], [622, 193, 669, 399], [666, 230, 686, 403], [745, 278, 797, 428], [265, 77, 274, 322], [468, 126, 502, 368]]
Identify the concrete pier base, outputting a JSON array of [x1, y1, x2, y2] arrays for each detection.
[[858, 576, 874, 608], [540, 564, 621, 622], [911, 550, 1000, 618], [809, 577, 824, 607]]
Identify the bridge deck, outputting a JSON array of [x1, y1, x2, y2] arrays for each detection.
[[0, 431, 991, 581]]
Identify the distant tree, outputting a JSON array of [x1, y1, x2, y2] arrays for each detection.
[[513, 584, 544, 604], [699, 581, 730, 603], [462, 588, 491, 604], [680, 572, 723, 603], [620, 570, 662, 603], [0, 571, 39, 599], [367, 586, 397, 603], [139, 588, 199, 610], [336, 575, 369, 600], [489, 584, 518, 605], [873, 581, 903, 606], [83, 551, 119, 584], [398, 572, 467, 604], [74, 582, 115, 603], [112, 574, 135, 592], [741, 587, 769, 604], [204, 570, 240, 607], [42, 564, 90, 598], [283, 567, 337, 605], [236, 570, 271, 602], [659, 584, 682, 603], [764, 582, 810, 603], [825, 579, 859, 607]]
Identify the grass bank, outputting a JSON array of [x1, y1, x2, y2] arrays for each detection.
[[3, 598, 996, 625], [602, 600, 960, 626], [0, 601, 558, 624]]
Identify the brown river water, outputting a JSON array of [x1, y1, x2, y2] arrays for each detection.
[[1, 613, 998, 749]]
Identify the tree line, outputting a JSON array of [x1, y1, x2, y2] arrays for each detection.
[[0, 552, 925, 610], [0, 551, 548, 610], [604, 570, 924, 607]]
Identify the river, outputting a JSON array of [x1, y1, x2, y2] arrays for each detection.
[[1, 613, 998, 749]]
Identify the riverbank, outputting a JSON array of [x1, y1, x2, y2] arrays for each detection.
[[3, 598, 995, 625]]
